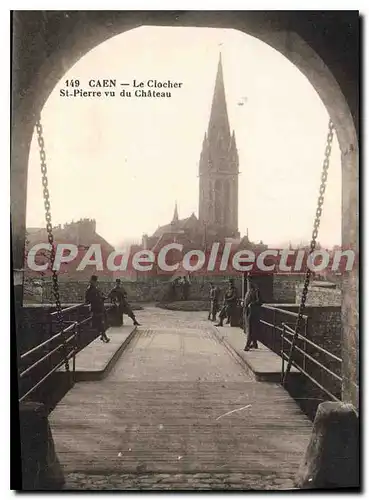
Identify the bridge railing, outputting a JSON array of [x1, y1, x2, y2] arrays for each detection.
[[258, 305, 308, 355], [19, 320, 79, 402], [18, 303, 113, 403], [281, 323, 343, 402], [258, 305, 342, 402]]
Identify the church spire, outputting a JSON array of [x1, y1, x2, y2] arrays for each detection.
[[172, 201, 179, 223], [207, 53, 231, 145], [198, 53, 239, 237]]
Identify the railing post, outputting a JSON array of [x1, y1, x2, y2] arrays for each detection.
[[77, 305, 81, 351], [303, 318, 308, 372], [273, 308, 276, 352], [46, 307, 53, 382], [72, 321, 77, 379], [281, 324, 285, 384]]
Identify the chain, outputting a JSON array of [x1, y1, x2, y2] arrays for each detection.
[[283, 119, 334, 384], [35, 118, 69, 372]]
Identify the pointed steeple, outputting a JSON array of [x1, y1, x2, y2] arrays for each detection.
[[172, 201, 179, 223], [198, 53, 240, 237], [207, 53, 231, 146]]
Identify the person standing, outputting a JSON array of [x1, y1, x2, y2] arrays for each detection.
[[215, 279, 238, 327], [182, 276, 191, 301], [108, 279, 141, 327], [85, 275, 110, 343], [208, 282, 214, 320], [108, 279, 124, 326], [208, 282, 220, 321], [243, 280, 262, 351]]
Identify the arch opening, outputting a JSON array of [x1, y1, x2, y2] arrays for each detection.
[[12, 14, 358, 406]]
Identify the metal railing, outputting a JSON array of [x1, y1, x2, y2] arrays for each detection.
[[18, 303, 97, 403], [259, 305, 342, 402], [281, 323, 342, 402], [19, 321, 79, 402], [259, 305, 309, 355]]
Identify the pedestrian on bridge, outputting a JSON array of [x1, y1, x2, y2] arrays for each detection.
[[181, 276, 191, 301], [208, 282, 220, 321], [215, 279, 238, 327], [108, 279, 141, 327], [85, 275, 110, 343], [243, 280, 262, 351]]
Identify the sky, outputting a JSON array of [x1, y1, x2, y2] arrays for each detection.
[[26, 26, 342, 248]]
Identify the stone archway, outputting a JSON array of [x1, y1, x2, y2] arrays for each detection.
[[11, 11, 358, 406]]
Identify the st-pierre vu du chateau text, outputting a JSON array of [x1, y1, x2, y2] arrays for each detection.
[[59, 78, 183, 98]]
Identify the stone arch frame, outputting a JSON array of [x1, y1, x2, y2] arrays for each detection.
[[11, 11, 358, 405]]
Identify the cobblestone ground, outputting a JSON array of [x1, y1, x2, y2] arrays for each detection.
[[51, 308, 310, 491], [65, 472, 296, 490]]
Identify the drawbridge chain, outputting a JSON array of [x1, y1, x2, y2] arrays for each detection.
[[283, 119, 335, 386], [35, 118, 70, 372]]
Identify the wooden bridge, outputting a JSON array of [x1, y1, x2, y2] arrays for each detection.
[[17, 302, 353, 491]]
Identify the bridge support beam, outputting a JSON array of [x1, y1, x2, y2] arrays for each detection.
[[19, 402, 64, 490], [296, 401, 359, 489]]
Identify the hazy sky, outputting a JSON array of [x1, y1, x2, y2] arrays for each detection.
[[26, 26, 341, 247]]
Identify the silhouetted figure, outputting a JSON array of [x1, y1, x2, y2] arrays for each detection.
[[85, 275, 110, 343], [215, 279, 238, 327], [182, 277, 191, 300], [243, 281, 262, 351], [108, 279, 124, 326], [208, 282, 220, 321], [170, 278, 179, 301], [108, 279, 141, 326]]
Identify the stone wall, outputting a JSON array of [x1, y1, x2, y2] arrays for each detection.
[[296, 284, 342, 306], [30, 274, 278, 305], [272, 274, 305, 303], [37, 277, 244, 305]]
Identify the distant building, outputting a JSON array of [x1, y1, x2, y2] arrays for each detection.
[[25, 218, 115, 281]]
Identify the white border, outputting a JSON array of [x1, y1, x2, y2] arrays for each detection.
[[3, 3, 365, 498]]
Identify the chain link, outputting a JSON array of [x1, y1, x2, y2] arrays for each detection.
[[35, 118, 70, 372], [283, 119, 334, 384]]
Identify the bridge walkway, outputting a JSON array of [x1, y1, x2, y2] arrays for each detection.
[[49, 307, 312, 490]]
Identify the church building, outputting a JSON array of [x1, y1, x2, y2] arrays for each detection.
[[141, 54, 265, 260]]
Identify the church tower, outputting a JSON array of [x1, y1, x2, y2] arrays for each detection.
[[198, 53, 239, 237]]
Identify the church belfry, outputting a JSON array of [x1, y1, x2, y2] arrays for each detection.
[[198, 53, 239, 237]]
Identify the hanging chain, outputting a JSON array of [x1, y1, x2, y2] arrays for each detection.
[[283, 119, 334, 384], [35, 118, 70, 372]]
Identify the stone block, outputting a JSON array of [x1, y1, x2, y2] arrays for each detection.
[[296, 401, 359, 489], [19, 401, 64, 490]]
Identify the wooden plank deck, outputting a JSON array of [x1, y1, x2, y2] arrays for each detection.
[[50, 309, 312, 490]]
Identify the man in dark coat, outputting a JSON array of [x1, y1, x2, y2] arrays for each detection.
[[108, 279, 124, 327], [243, 280, 262, 350], [108, 279, 141, 326], [181, 276, 191, 300], [215, 279, 238, 327], [85, 275, 110, 343]]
